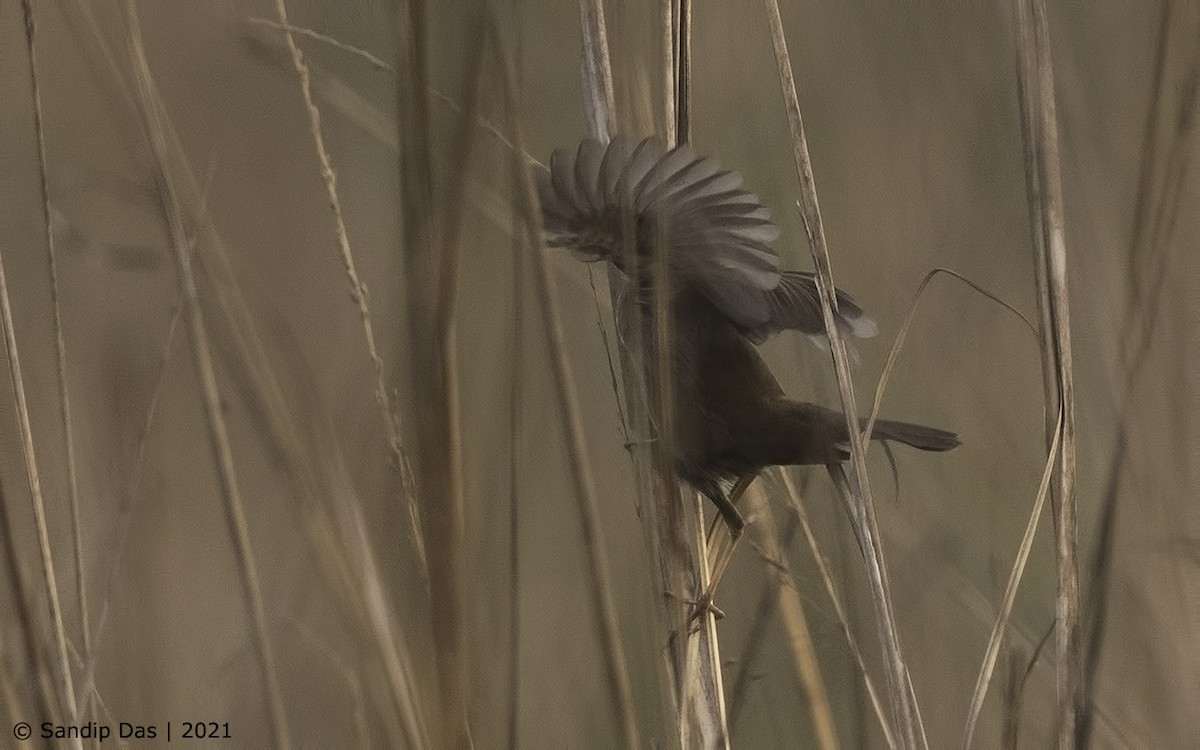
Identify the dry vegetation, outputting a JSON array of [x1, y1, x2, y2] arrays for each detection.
[[0, 1, 1197, 748]]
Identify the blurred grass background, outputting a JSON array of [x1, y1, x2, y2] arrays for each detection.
[[0, 1, 1196, 747]]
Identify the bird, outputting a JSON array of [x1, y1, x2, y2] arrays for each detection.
[[537, 136, 959, 549]]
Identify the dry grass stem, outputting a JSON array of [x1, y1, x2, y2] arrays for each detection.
[[572, 0, 725, 743], [671, 0, 692, 146], [861, 269, 1037, 455], [660, 0, 676, 141], [393, 0, 472, 744], [664, 17, 731, 743], [0, 476, 62, 729], [120, 4, 291, 747], [70, 8, 432, 736], [248, 17, 391, 70], [826, 464, 922, 748], [75, 302, 181, 715], [1011, 1, 1081, 742], [762, 1, 920, 745], [245, 15, 537, 168], [577, 0, 615, 141], [1, 12, 82, 744], [778, 469, 896, 749], [963, 411, 1064, 748], [20, 0, 91, 690], [327, 473, 431, 748], [744, 483, 840, 750], [1080, 7, 1199, 744], [846, 267, 1040, 749], [496, 27, 642, 747], [683, 491, 730, 750], [269, 0, 428, 584], [662, 5, 731, 745]]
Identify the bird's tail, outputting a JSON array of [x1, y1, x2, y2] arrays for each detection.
[[865, 417, 960, 452]]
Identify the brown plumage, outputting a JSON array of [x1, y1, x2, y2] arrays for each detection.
[[539, 137, 959, 533]]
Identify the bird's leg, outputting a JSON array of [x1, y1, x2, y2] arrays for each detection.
[[690, 472, 758, 622], [705, 472, 758, 552]]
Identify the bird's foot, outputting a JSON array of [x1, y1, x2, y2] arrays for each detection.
[[687, 586, 726, 625]]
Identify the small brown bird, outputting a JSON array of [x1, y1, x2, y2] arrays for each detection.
[[538, 137, 959, 540]]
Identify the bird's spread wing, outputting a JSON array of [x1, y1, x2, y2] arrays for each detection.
[[749, 271, 878, 343], [539, 137, 779, 327], [538, 137, 876, 340]]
